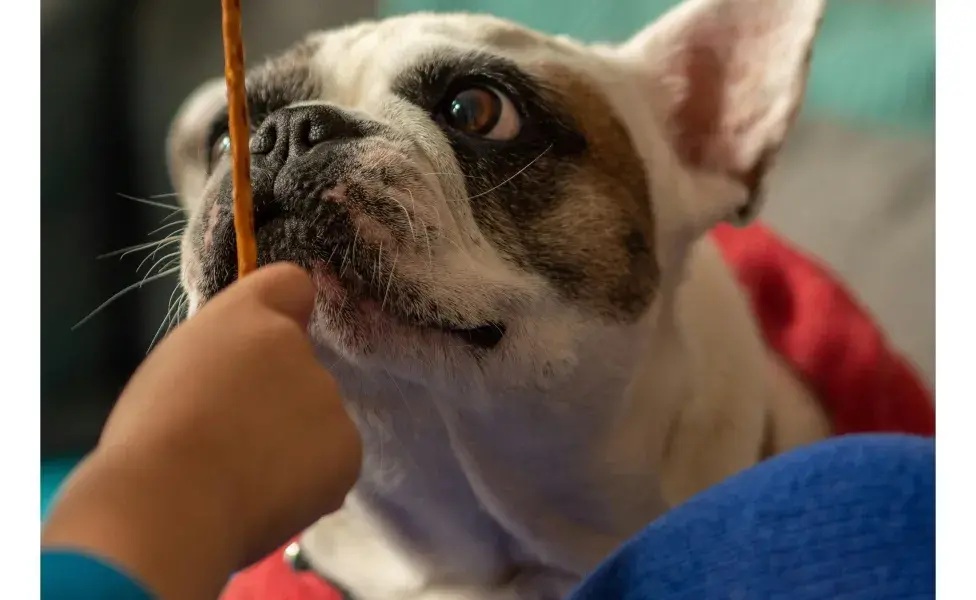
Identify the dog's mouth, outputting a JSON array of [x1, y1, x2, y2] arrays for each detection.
[[196, 204, 508, 351], [334, 266, 507, 350]]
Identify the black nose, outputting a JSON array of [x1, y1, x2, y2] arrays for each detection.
[[249, 104, 369, 175]]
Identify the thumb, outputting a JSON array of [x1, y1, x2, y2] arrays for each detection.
[[216, 262, 317, 328]]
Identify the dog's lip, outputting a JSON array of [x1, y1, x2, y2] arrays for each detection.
[[332, 268, 506, 350], [235, 210, 506, 351]]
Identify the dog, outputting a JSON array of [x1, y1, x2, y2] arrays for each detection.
[[168, 1, 831, 598]]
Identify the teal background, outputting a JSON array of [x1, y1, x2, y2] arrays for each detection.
[[42, 459, 78, 518]]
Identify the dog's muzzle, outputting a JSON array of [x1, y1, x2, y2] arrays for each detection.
[[194, 105, 507, 350], [201, 105, 374, 296]]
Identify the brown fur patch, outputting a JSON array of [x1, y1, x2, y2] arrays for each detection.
[[529, 64, 658, 320]]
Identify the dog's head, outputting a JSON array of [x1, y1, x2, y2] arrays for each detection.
[[169, 0, 823, 395]]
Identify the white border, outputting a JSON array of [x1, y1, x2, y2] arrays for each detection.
[[14, 1, 953, 598], [936, 1, 968, 598], [3, 0, 40, 596]]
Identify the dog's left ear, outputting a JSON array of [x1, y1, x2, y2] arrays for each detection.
[[613, 0, 824, 229]]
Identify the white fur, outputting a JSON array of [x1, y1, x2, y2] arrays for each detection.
[[169, 2, 829, 599]]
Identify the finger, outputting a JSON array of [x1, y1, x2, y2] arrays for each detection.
[[220, 262, 317, 327]]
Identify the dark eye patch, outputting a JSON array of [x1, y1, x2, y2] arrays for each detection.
[[392, 49, 585, 156]]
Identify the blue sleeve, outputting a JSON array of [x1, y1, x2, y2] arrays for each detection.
[[42, 550, 154, 600]]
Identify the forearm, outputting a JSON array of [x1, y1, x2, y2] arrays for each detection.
[[42, 451, 240, 600]]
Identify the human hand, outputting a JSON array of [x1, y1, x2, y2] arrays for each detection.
[[42, 263, 362, 600]]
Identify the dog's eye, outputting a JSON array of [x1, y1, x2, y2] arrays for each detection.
[[209, 132, 231, 170], [441, 87, 520, 141]]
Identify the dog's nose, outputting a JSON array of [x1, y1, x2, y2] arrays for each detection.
[[249, 104, 367, 174]]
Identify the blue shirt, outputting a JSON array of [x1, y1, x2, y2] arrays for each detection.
[[42, 550, 153, 600]]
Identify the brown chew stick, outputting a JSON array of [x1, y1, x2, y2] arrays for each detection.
[[220, 0, 257, 278]]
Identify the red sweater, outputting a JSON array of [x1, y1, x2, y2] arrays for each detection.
[[221, 222, 935, 600]]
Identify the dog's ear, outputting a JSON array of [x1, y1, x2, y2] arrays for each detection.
[[613, 0, 824, 229], [166, 78, 227, 212]]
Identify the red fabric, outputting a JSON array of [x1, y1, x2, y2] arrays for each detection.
[[220, 553, 345, 600], [709, 222, 934, 436], [221, 221, 934, 600]]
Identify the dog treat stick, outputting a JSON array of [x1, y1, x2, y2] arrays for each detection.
[[220, 0, 257, 278]]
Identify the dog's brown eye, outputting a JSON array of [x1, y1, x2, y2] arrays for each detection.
[[442, 87, 521, 141], [209, 133, 231, 169]]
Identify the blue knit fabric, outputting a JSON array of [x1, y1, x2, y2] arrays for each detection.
[[568, 434, 935, 600]]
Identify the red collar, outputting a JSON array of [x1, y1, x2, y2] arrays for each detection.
[[221, 221, 934, 600]]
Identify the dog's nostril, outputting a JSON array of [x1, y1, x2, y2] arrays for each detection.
[[250, 126, 276, 155], [249, 105, 371, 173], [306, 121, 329, 146], [293, 119, 329, 150]]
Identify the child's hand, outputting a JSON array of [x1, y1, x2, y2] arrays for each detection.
[[42, 263, 362, 600]]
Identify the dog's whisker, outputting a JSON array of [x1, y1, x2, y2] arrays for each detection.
[[340, 232, 357, 279], [351, 224, 362, 266], [146, 219, 188, 237], [466, 145, 552, 202], [161, 209, 188, 224], [381, 248, 399, 313], [98, 236, 180, 260], [389, 195, 416, 242], [374, 243, 383, 286], [417, 171, 492, 185], [322, 246, 339, 275], [165, 295, 189, 338], [128, 238, 181, 261], [137, 249, 181, 276], [116, 192, 182, 212], [148, 284, 184, 353], [163, 295, 189, 337], [406, 190, 433, 270], [72, 267, 180, 331], [144, 233, 185, 263]]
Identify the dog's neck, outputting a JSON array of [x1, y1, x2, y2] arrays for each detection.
[[317, 245, 708, 503]]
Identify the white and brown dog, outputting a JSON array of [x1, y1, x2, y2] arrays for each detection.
[[168, 1, 831, 598]]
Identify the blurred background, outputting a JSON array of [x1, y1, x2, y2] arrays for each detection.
[[41, 0, 934, 511]]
